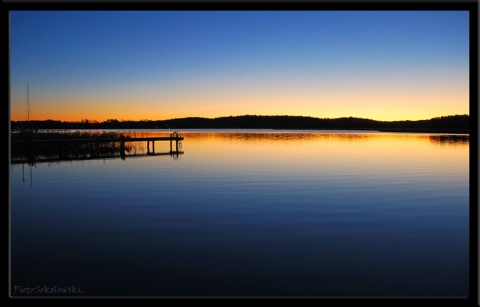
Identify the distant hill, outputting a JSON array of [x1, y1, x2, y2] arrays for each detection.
[[11, 114, 470, 134]]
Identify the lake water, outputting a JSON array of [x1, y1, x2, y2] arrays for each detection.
[[9, 130, 470, 297]]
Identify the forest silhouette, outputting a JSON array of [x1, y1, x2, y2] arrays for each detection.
[[11, 114, 469, 134]]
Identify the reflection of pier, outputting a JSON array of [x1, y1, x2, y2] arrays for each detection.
[[11, 133, 184, 164]]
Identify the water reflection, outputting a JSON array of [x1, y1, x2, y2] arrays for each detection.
[[10, 129, 469, 297], [10, 130, 469, 166], [207, 132, 374, 142], [428, 134, 469, 145], [32, 129, 467, 144], [20, 162, 34, 189], [168, 130, 469, 146]]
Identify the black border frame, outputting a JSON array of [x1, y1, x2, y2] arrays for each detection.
[[4, 1, 478, 305]]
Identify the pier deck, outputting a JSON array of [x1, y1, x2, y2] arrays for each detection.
[[11, 134, 184, 164]]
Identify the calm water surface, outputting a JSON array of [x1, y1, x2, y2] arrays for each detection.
[[10, 130, 469, 297]]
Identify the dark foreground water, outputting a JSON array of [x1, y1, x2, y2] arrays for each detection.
[[10, 130, 469, 297]]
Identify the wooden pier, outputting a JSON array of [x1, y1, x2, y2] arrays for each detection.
[[11, 132, 184, 164]]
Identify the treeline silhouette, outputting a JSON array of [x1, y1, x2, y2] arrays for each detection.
[[11, 114, 469, 133]]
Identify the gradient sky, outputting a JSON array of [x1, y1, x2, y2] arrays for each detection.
[[10, 10, 470, 122]]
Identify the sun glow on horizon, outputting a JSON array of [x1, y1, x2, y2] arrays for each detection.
[[10, 90, 469, 122]]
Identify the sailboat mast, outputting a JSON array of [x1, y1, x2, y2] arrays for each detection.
[[27, 82, 30, 122]]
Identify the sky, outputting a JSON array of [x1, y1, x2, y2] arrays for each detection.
[[9, 10, 470, 122]]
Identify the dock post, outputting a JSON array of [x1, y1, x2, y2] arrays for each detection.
[[152, 141, 155, 154], [120, 140, 125, 160], [147, 141, 150, 155], [170, 131, 179, 153]]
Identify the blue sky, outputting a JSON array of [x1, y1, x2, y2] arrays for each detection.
[[10, 10, 470, 122]]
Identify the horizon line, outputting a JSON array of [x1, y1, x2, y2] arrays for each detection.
[[10, 113, 470, 124]]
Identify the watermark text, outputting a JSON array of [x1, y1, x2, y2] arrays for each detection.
[[12, 285, 83, 296]]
